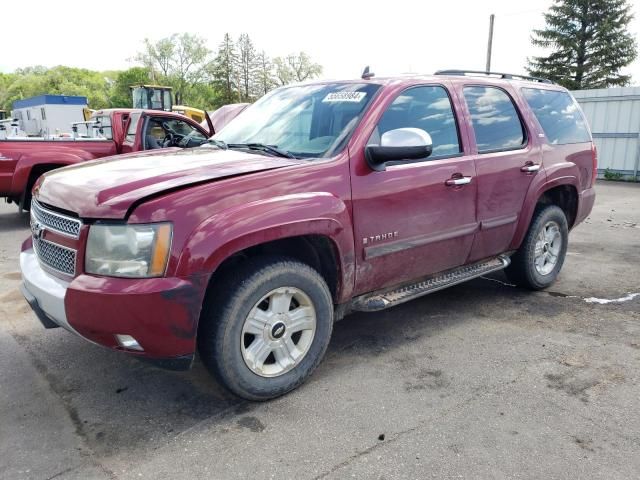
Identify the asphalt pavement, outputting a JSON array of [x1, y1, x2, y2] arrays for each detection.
[[0, 181, 638, 479]]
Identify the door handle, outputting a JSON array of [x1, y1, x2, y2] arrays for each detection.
[[521, 163, 541, 173], [445, 176, 472, 186]]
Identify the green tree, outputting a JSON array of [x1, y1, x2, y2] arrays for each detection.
[[273, 52, 322, 86], [0, 66, 112, 110], [527, 0, 638, 89], [109, 67, 152, 107], [0, 72, 18, 110], [187, 82, 220, 111], [236, 33, 259, 102], [135, 33, 214, 105], [0, 34, 325, 112], [273, 56, 294, 86], [255, 50, 275, 97], [212, 33, 240, 105]]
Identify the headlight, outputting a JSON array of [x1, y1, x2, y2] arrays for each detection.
[[85, 223, 172, 278]]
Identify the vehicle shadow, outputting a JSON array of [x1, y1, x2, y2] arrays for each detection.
[[0, 207, 29, 233], [13, 270, 538, 461]]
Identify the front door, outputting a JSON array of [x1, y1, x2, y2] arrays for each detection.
[[455, 84, 541, 262], [120, 112, 143, 154], [350, 84, 478, 296]]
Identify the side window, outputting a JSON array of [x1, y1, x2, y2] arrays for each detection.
[[125, 113, 141, 143], [373, 86, 461, 158], [164, 119, 200, 136], [146, 118, 167, 149], [166, 119, 207, 146], [91, 115, 113, 140], [463, 86, 525, 153], [522, 88, 590, 144]]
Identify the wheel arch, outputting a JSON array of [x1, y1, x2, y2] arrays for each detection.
[[11, 151, 91, 199], [510, 177, 580, 250], [204, 234, 344, 303], [175, 193, 356, 304]]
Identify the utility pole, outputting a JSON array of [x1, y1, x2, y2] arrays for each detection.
[[486, 14, 495, 73]]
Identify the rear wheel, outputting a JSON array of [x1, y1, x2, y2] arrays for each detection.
[[505, 205, 568, 290], [198, 256, 334, 401]]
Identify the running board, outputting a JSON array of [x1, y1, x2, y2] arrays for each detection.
[[351, 255, 511, 312]]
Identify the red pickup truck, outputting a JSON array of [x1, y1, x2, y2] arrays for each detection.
[[0, 108, 214, 210], [20, 71, 596, 400]]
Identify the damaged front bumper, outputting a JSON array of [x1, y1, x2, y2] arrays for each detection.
[[19, 248, 206, 371]]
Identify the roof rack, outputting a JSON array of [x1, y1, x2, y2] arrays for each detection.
[[434, 69, 553, 84]]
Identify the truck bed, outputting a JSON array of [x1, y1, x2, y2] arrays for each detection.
[[0, 138, 117, 198]]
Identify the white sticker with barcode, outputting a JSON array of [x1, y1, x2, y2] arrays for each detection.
[[322, 91, 367, 103]]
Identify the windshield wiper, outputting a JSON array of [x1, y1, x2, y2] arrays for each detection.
[[227, 143, 296, 159], [206, 138, 228, 149]]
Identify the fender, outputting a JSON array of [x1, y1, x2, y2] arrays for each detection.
[[176, 192, 355, 302], [10, 149, 97, 197], [509, 162, 580, 250]]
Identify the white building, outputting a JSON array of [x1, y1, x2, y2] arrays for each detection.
[[573, 87, 640, 181], [11, 95, 88, 136]]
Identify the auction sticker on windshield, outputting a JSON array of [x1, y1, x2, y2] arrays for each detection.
[[322, 92, 367, 103]]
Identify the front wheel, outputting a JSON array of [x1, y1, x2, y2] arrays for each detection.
[[198, 256, 334, 401], [505, 205, 569, 290]]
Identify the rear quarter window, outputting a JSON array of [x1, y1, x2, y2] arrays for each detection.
[[92, 115, 113, 140], [522, 88, 591, 145]]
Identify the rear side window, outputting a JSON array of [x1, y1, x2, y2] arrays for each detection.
[[92, 115, 113, 140], [522, 88, 591, 145], [125, 113, 141, 143], [463, 86, 525, 153], [374, 86, 461, 158]]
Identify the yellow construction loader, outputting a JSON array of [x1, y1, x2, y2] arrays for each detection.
[[130, 85, 206, 123]]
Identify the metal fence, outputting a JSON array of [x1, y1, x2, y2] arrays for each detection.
[[572, 87, 640, 181]]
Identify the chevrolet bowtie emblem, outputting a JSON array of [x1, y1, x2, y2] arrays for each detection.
[[30, 220, 45, 239]]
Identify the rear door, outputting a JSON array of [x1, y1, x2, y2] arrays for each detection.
[[455, 84, 542, 262], [521, 87, 594, 190], [350, 83, 478, 295]]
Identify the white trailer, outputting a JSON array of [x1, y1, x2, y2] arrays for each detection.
[[11, 95, 88, 137]]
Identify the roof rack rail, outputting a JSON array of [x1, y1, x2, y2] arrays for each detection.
[[434, 69, 554, 84]]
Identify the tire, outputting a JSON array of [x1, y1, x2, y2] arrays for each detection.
[[20, 171, 42, 212], [505, 205, 569, 290], [198, 256, 334, 401], [19, 185, 33, 212]]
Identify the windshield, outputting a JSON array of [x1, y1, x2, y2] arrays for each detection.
[[213, 83, 381, 158]]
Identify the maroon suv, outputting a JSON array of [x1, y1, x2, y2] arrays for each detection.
[[20, 70, 596, 400]]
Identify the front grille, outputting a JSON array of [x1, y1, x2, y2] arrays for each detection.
[[31, 200, 81, 238], [33, 236, 77, 276]]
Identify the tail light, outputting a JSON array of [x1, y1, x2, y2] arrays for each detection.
[[591, 143, 598, 187]]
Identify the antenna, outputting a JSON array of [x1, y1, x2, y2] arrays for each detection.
[[361, 66, 375, 80]]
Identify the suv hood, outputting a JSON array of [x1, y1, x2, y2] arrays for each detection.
[[35, 147, 302, 219]]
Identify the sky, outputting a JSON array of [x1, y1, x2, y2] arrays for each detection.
[[2, 0, 640, 84]]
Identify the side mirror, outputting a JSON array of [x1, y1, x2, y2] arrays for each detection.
[[365, 128, 433, 171]]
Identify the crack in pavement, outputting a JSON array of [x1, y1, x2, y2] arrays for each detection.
[[311, 384, 494, 480], [541, 396, 640, 445]]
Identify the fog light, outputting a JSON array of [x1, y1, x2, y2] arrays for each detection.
[[115, 334, 144, 351]]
